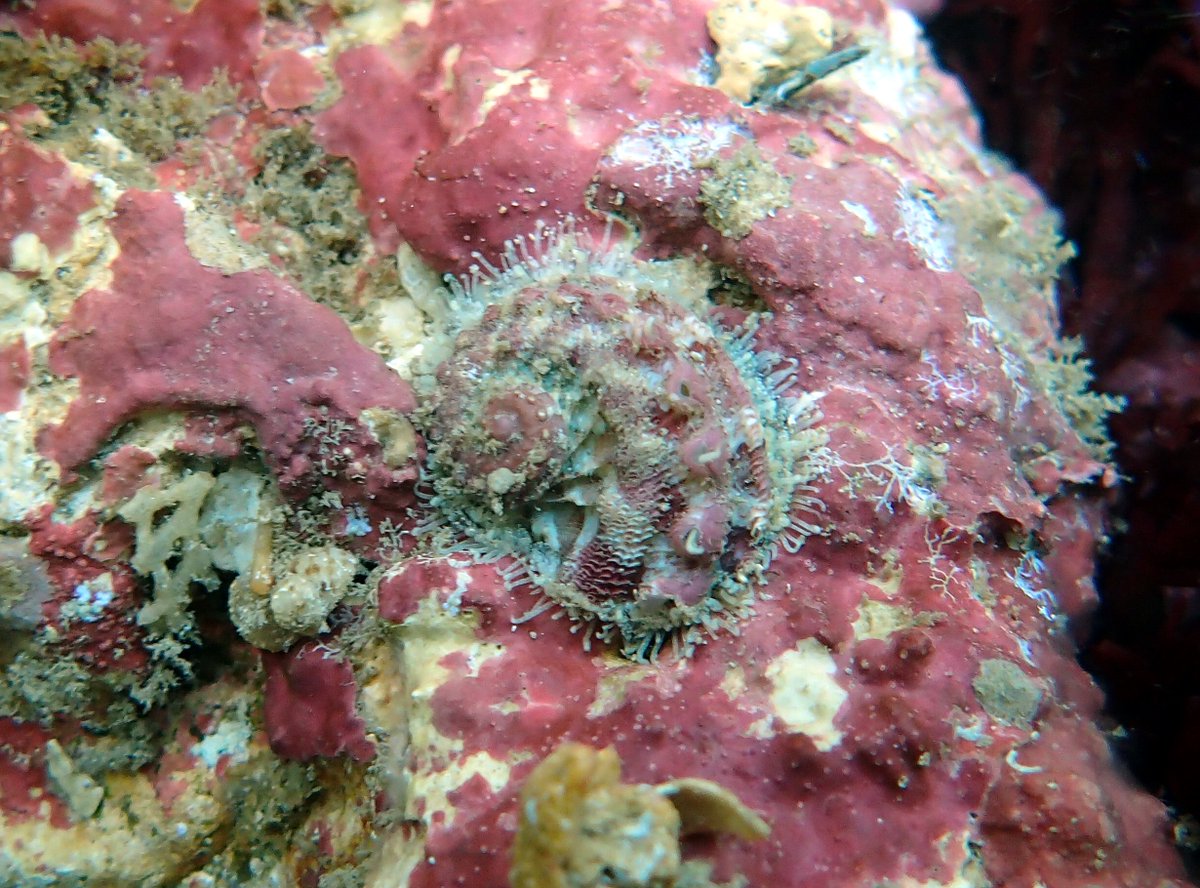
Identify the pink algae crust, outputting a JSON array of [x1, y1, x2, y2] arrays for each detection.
[[312, 1, 729, 266], [26, 507, 150, 674], [0, 126, 95, 270], [345, 2, 1186, 886], [262, 641, 375, 763], [99, 445, 160, 506], [40, 188, 417, 506], [381, 536, 1180, 887], [0, 514, 146, 828], [255, 48, 325, 112], [0, 0, 1188, 885], [0, 337, 30, 412], [377, 559, 453, 626], [0, 718, 71, 829]]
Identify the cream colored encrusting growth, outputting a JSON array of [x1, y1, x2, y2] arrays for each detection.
[[706, 0, 834, 103]]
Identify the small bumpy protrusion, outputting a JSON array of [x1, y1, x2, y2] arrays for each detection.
[[417, 224, 828, 658]]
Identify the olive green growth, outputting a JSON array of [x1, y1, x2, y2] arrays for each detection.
[[940, 171, 1075, 329], [242, 125, 379, 311], [0, 32, 237, 179], [0, 33, 144, 125], [264, 0, 370, 20], [938, 163, 1122, 459], [972, 658, 1043, 729], [786, 132, 817, 157], [698, 143, 793, 239], [1036, 337, 1126, 460]]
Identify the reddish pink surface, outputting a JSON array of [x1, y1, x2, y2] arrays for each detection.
[[0, 338, 30, 412], [0, 719, 69, 828], [0, 0, 263, 90], [262, 641, 375, 762], [176, 413, 253, 461], [313, 2, 727, 270], [100, 445, 158, 505], [26, 506, 149, 674], [255, 48, 324, 111], [0, 2, 1188, 884], [383, 540, 1184, 887], [335, 3, 1185, 882], [40, 189, 417, 506], [378, 558, 457, 624], [312, 45, 438, 253], [0, 129, 95, 270], [152, 745, 197, 815]]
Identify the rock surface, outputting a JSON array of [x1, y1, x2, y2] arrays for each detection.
[[0, 1, 1186, 886]]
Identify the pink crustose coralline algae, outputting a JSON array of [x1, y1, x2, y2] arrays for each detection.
[[0, 0, 1190, 886]]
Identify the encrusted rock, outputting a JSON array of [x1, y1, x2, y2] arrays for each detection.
[[0, 1, 1187, 886]]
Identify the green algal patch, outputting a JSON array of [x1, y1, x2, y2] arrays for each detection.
[[0, 538, 52, 635], [968, 556, 997, 608], [939, 165, 1122, 459], [194, 753, 321, 882], [242, 125, 382, 312], [262, 0, 370, 21], [940, 169, 1075, 331], [1034, 337, 1125, 461], [786, 132, 818, 157], [0, 32, 237, 187], [316, 867, 369, 888], [0, 33, 143, 126], [223, 754, 319, 836], [65, 716, 161, 780], [706, 262, 769, 312], [105, 71, 239, 163], [972, 658, 1043, 729], [0, 645, 133, 725], [262, 0, 323, 20], [0, 558, 25, 616], [0, 644, 171, 790], [193, 751, 381, 888], [698, 142, 794, 239], [292, 765, 381, 888]]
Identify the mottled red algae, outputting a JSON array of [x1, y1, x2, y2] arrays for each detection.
[[0, 718, 71, 829], [0, 338, 30, 411], [24, 506, 151, 674], [334, 0, 1184, 883], [313, 2, 728, 268], [0, 126, 95, 270], [0, 0, 1190, 886], [255, 48, 325, 112], [380, 543, 1180, 886], [40, 188, 416, 502], [262, 641, 375, 763]]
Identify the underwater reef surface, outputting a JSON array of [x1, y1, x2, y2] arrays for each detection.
[[922, 0, 1200, 855], [0, 0, 1188, 885]]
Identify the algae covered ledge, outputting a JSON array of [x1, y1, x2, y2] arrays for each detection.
[[0, 1, 1182, 888]]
